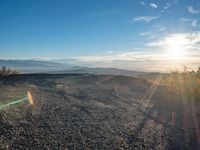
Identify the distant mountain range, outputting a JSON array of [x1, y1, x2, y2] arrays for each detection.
[[47, 66, 143, 76], [0, 59, 158, 76], [0, 60, 72, 73]]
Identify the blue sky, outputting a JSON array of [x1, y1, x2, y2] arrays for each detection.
[[0, 0, 200, 71]]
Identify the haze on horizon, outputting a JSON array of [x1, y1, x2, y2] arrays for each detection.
[[0, 0, 200, 72]]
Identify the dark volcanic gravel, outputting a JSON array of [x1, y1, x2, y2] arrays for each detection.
[[0, 74, 200, 150]]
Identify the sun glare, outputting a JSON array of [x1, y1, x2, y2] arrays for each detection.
[[165, 35, 188, 60]]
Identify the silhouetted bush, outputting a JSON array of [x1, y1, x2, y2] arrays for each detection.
[[0, 66, 19, 76]]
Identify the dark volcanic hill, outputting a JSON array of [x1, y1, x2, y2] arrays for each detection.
[[0, 74, 200, 149]]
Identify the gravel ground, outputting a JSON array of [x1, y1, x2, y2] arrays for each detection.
[[0, 74, 200, 150]]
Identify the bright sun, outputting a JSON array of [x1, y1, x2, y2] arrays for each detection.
[[165, 35, 187, 59]]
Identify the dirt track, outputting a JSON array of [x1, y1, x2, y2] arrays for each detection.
[[0, 74, 200, 149]]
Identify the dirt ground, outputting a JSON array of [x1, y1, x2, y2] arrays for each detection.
[[0, 74, 200, 150]]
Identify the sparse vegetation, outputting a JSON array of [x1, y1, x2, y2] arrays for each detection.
[[163, 66, 200, 101], [0, 66, 19, 76]]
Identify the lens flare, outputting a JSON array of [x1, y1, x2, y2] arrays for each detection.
[[0, 91, 34, 110], [27, 91, 34, 105]]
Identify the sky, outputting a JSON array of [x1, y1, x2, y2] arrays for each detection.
[[0, 0, 200, 71]]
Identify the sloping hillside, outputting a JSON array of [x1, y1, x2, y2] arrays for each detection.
[[0, 74, 200, 149]]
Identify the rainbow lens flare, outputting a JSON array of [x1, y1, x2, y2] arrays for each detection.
[[0, 91, 34, 110]]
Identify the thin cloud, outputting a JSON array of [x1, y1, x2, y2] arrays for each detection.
[[140, 1, 146, 6], [150, 3, 158, 8], [152, 24, 167, 31], [139, 32, 151, 36], [147, 41, 163, 47], [147, 32, 200, 47], [162, 1, 179, 12], [164, 3, 170, 10], [181, 18, 193, 22], [72, 51, 166, 63], [132, 16, 159, 22], [148, 35, 156, 40], [188, 6, 199, 14], [158, 27, 167, 31], [191, 19, 198, 27], [181, 18, 199, 27]]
